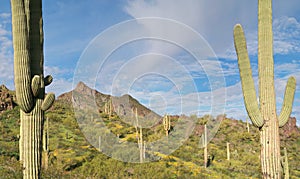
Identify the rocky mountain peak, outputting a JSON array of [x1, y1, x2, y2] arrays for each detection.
[[74, 81, 95, 96]]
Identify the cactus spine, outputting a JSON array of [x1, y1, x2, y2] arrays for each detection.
[[11, 0, 55, 178], [233, 0, 296, 178], [163, 115, 171, 136]]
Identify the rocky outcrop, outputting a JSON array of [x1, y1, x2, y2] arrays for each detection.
[[0, 85, 15, 113], [281, 117, 299, 137], [57, 82, 161, 122]]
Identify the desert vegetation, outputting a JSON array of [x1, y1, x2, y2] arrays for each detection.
[[0, 85, 299, 178], [0, 0, 298, 178]]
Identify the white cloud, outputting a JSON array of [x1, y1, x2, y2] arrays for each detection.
[[46, 78, 73, 96], [0, 14, 14, 89], [0, 13, 10, 19], [124, 0, 258, 57], [125, 0, 300, 59], [273, 16, 300, 54], [44, 66, 72, 76], [224, 16, 300, 59], [44, 65, 74, 95]]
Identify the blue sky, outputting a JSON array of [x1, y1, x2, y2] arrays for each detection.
[[1, 0, 300, 124]]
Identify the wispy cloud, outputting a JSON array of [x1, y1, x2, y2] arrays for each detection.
[[44, 65, 74, 95], [46, 78, 73, 96], [0, 13, 13, 89], [224, 16, 300, 59]]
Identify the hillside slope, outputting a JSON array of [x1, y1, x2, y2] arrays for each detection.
[[0, 85, 299, 178]]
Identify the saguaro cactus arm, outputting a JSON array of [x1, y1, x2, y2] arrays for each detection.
[[31, 75, 41, 97], [41, 93, 55, 111], [278, 77, 296, 127], [44, 75, 53, 86], [11, 0, 34, 113], [233, 24, 264, 128]]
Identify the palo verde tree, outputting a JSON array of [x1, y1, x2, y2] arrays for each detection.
[[233, 0, 296, 178], [11, 0, 55, 178]]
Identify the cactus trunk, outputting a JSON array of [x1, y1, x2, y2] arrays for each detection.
[[283, 147, 289, 179], [203, 124, 207, 168], [233, 0, 296, 178], [258, 1, 281, 177], [21, 105, 43, 178], [42, 117, 49, 169], [246, 117, 250, 133], [163, 115, 171, 136], [226, 142, 230, 161], [134, 108, 145, 163], [11, 0, 55, 178]]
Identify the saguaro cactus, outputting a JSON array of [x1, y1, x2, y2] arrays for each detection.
[[203, 124, 208, 168], [246, 117, 250, 133], [104, 98, 113, 116], [163, 115, 171, 136], [282, 147, 289, 179], [134, 108, 145, 163], [226, 142, 230, 161], [42, 117, 49, 169], [11, 0, 55, 178], [233, 0, 296, 178]]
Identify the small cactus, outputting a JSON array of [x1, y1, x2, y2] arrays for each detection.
[[226, 142, 230, 161], [282, 147, 289, 179], [134, 108, 146, 163], [203, 124, 208, 168], [163, 115, 171, 136], [246, 117, 250, 133]]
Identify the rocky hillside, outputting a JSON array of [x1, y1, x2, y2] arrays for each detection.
[[0, 84, 299, 178], [58, 82, 161, 124], [0, 85, 15, 113]]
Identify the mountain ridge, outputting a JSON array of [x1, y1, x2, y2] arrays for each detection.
[[57, 81, 162, 122]]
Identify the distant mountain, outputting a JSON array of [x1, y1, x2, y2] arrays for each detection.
[[57, 82, 161, 126]]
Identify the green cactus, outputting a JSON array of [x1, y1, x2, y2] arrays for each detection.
[[246, 117, 250, 133], [42, 117, 49, 169], [104, 98, 113, 116], [163, 115, 171, 136], [233, 0, 296, 178], [203, 124, 208, 168], [282, 147, 289, 179], [226, 142, 230, 161], [134, 108, 145, 163], [11, 0, 55, 178]]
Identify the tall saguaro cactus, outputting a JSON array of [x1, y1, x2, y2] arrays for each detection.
[[234, 0, 296, 178], [11, 0, 55, 178]]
